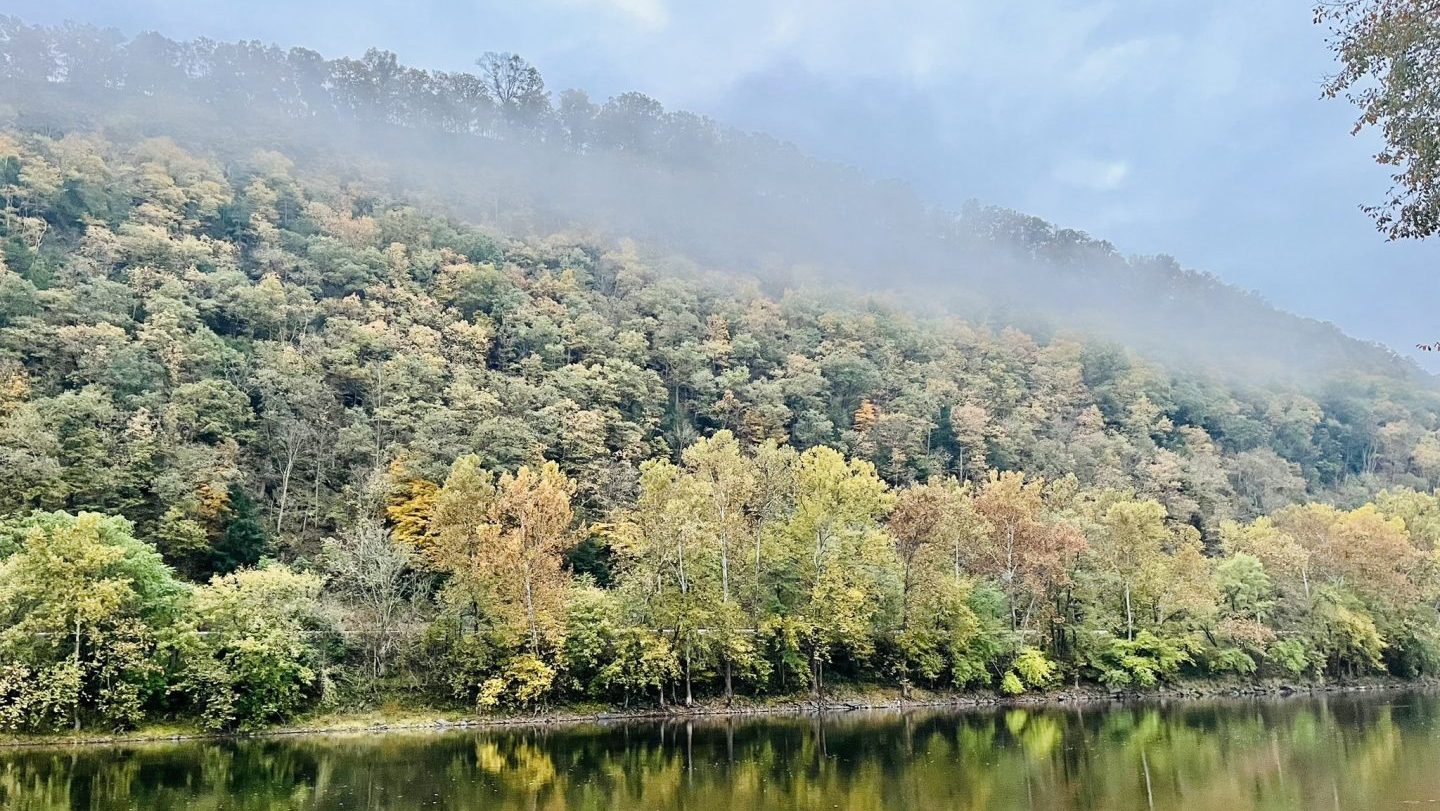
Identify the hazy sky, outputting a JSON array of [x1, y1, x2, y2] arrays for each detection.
[[11, 0, 1439, 367]]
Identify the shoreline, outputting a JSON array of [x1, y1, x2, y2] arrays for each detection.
[[1, 677, 1430, 751]]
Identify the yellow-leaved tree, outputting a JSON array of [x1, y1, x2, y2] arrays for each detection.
[[424, 456, 576, 710]]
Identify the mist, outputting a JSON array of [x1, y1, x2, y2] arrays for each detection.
[[0, 15, 1425, 388]]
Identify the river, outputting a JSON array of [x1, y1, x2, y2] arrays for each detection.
[[2, 690, 1438, 809]]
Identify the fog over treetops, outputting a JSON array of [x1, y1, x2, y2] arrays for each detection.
[[0, 16, 1423, 386]]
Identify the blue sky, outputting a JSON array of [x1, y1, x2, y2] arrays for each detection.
[[10, 0, 1439, 367]]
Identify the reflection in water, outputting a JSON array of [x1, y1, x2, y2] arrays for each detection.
[[1, 692, 1438, 810]]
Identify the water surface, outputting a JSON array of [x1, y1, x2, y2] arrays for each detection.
[[3, 690, 1438, 809]]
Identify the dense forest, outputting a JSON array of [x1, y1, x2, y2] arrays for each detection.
[[0, 16, 1423, 381], [3, 20, 1440, 734], [3, 131, 1440, 733]]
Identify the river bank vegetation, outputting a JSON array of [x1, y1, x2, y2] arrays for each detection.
[[3, 130, 1440, 734]]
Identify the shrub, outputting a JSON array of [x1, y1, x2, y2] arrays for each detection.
[[1090, 631, 1192, 688], [477, 655, 556, 711], [1013, 646, 1056, 689], [1266, 639, 1316, 678], [1204, 646, 1258, 677]]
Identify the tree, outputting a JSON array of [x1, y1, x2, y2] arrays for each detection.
[[253, 344, 335, 540], [611, 457, 714, 706], [322, 515, 427, 680], [678, 431, 761, 703], [1222, 516, 1316, 601], [1268, 503, 1421, 613], [181, 564, 327, 731], [775, 446, 896, 698], [475, 52, 548, 127], [492, 462, 575, 658], [385, 456, 440, 548], [887, 478, 985, 694], [1216, 553, 1275, 621], [969, 471, 1086, 637], [212, 484, 268, 575], [153, 505, 210, 578], [747, 440, 798, 616], [424, 456, 575, 704], [0, 512, 183, 731], [1086, 497, 1171, 641], [424, 454, 502, 672], [1317, 0, 1440, 238]]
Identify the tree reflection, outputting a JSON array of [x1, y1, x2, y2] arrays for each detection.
[[1, 693, 1438, 810]]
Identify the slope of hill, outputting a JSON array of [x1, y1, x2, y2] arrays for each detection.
[[4, 21, 1440, 735], [1, 130, 1438, 551], [0, 17, 1425, 383]]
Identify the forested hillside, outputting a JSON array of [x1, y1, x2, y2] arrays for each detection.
[[0, 17, 1423, 381], [4, 133, 1439, 554], [2, 131, 1440, 733], [4, 20, 1440, 735]]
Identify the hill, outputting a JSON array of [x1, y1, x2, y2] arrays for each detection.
[[2, 20, 1440, 734], [2, 131, 1438, 555], [0, 17, 1426, 383]]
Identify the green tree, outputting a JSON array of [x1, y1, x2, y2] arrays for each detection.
[[1318, 0, 1440, 239], [0, 512, 183, 731], [612, 457, 715, 706], [1086, 497, 1171, 641], [888, 478, 990, 695], [212, 485, 268, 576], [775, 446, 896, 698], [181, 564, 327, 731], [1216, 553, 1274, 622], [678, 431, 764, 702]]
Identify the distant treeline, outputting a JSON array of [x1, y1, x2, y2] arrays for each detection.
[[2, 133, 1440, 732]]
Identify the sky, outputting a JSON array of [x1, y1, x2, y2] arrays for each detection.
[[9, 0, 1439, 367]]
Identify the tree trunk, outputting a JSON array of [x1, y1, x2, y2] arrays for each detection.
[[720, 535, 730, 603], [753, 531, 763, 613], [303, 447, 327, 537], [809, 648, 821, 701], [276, 441, 299, 534], [1125, 583, 1134, 641], [1028, 592, 1047, 633], [900, 556, 914, 699], [72, 616, 82, 731], [523, 561, 540, 657], [684, 649, 693, 707]]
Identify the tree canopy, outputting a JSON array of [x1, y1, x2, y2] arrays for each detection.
[[1318, 0, 1440, 239]]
